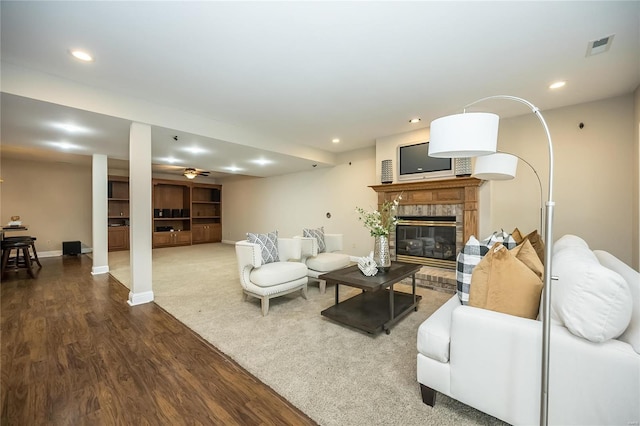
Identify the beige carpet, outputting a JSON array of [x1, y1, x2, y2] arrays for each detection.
[[108, 243, 506, 426]]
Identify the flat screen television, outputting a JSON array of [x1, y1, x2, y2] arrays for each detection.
[[397, 141, 454, 181]]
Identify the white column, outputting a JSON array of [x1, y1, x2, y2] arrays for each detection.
[[128, 122, 154, 306], [91, 154, 109, 275]]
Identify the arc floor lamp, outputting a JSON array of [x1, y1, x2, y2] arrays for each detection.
[[428, 95, 555, 426], [473, 151, 545, 236]]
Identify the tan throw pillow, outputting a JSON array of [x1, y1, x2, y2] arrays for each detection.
[[512, 227, 524, 245], [511, 239, 544, 280], [468, 242, 543, 319], [523, 229, 545, 265]]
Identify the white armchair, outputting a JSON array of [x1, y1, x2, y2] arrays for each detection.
[[297, 233, 350, 294], [235, 237, 308, 316]]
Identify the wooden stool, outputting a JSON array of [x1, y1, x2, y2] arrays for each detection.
[[2, 236, 42, 268], [1, 240, 36, 279]]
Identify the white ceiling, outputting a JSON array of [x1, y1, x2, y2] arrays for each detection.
[[1, 1, 639, 179]]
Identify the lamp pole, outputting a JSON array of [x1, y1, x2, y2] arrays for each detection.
[[461, 96, 555, 426], [429, 95, 555, 426]]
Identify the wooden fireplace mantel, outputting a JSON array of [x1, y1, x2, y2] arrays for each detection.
[[370, 177, 484, 244]]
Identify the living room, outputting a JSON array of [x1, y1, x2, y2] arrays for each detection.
[[2, 93, 638, 269], [1, 2, 639, 425]]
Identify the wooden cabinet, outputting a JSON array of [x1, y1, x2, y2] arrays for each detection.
[[152, 179, 192, 248], [107, 177, 222, 250], [108, 176, 130, 251], [108, 227, 129, 251], [191, 183, 222, 244], [192, 223, 221, 244], [153, 230, 192, 248]]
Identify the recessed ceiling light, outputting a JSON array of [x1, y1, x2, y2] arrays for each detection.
[[49, 141, 80, 150], [52, 122, 88, 133], [409, 118, 421, 123], [549, 81, 566, 89], [252, 159, 272, 166], [70, 49, 94, 62], [225, 166, 242, 172], [332, 138, 340, 144], [182, 146, 206, 154], [162, 157, 181, 164]]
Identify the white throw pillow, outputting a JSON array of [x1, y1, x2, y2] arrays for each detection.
[[553, 233, 589, 254], [594, 250, 640, 354], [551, 236, 632, 343]]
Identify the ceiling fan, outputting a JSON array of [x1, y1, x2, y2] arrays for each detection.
[[183, 168, 210, 179]]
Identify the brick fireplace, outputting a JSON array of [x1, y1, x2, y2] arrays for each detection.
[[370, 177, 483, 292]]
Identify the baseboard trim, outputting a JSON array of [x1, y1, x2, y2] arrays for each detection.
[[91, 265, 109, 275], [40, 250, 62, 258], [127, 290, 154, 306], [40, 247, 93, 258]]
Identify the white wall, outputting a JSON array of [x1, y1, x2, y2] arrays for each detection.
[[221, 147, 378, 257], [373, 94, 636, 266], [491, 94, 635, 265], [0, 158, 92, 254], [222, 94, 635, 266]]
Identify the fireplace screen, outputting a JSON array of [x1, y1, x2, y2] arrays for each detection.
[[395, 216, 457, 268]]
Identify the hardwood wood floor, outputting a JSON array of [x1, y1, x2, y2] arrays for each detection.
[[1, 254, 317, 425]]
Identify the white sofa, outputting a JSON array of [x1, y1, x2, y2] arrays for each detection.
[[417, 235, 640, 425]]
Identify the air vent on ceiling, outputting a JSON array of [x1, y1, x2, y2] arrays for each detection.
[[585, 34, 615, 57]]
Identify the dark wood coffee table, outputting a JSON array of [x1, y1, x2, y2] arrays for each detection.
[[319, 261, 422, 335]]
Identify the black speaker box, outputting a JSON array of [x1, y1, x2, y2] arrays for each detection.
[[63, 241, 81, 256], [171, 209, 181, 218], [162, 208, 171, 218], [154, 208, 161, 218]]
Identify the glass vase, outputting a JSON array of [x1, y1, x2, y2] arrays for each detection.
[[373, 235, 391, 273]]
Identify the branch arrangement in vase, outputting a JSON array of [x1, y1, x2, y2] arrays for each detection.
[[355, 195, 402, 237]]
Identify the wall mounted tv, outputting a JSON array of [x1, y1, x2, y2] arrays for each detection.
[[397, 141, 454, 181]]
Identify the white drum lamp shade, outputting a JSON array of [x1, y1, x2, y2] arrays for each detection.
[[472, 153, 518, 180], [428, 112, 500, 158]]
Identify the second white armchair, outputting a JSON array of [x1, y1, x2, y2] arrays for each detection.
[[297, 232, 350, 294]]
